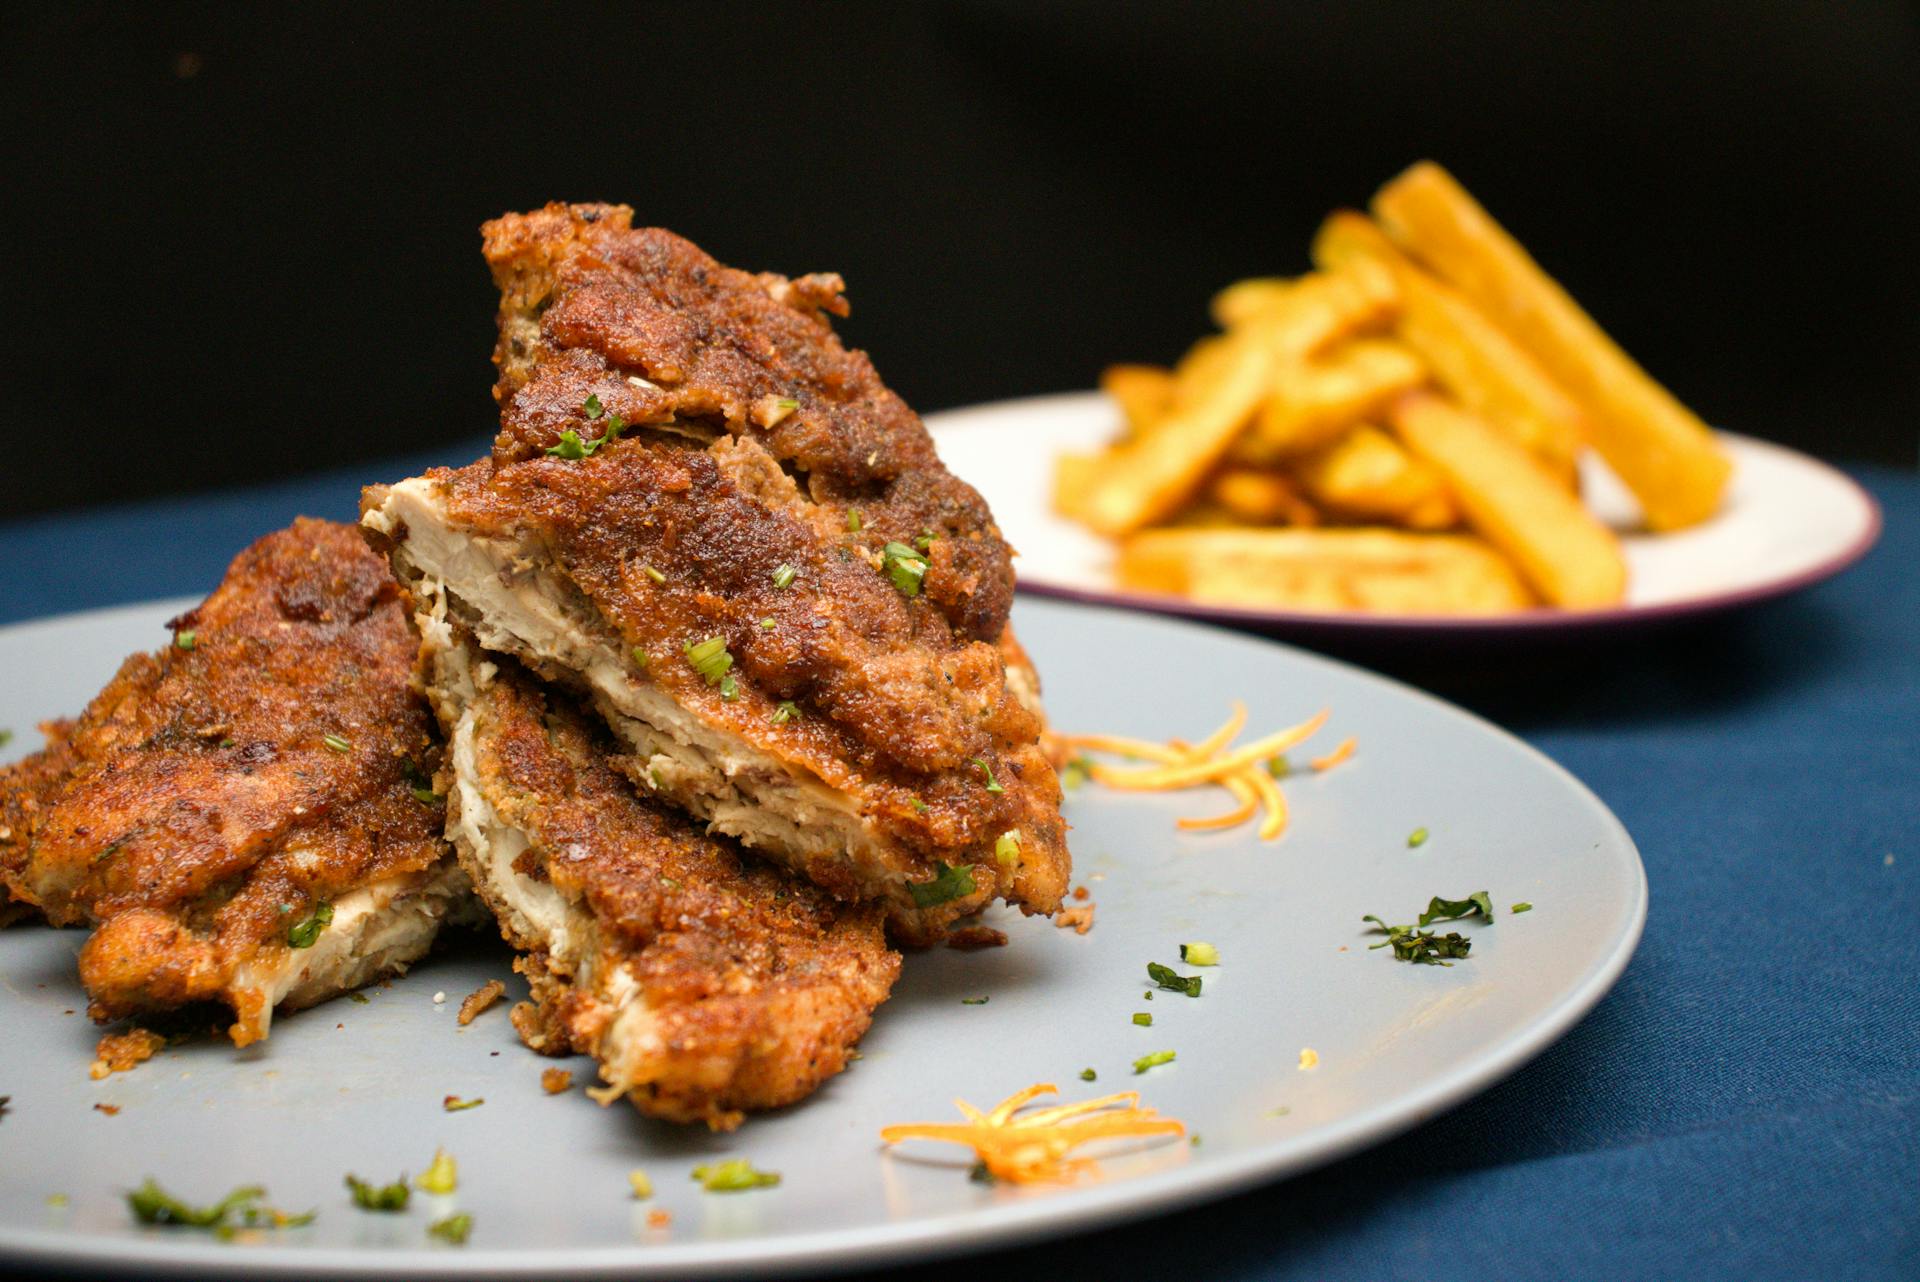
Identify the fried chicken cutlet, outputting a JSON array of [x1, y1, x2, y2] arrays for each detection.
[[1, 520, 469, 1045], [424, 622, 898, 1129], [365, 204, 1068, 944], [0, 719, 80, 925]]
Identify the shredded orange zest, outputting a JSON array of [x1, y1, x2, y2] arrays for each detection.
[[1052, 702, 1345, 842], [881, 1084, 1184, 1184], [1310, 737, 1357, 772]]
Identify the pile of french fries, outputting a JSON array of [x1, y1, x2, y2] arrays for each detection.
[[1055, 161, 1732, 616]]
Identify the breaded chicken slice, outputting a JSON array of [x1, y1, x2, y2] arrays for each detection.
[[365, 204, 1068, 944], [426, 628, 899, 1129], [5, 520, 469, 1044], [0, 718, 80, 925]]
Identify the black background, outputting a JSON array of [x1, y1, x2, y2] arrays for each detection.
[[3, 2, 1914, 518]]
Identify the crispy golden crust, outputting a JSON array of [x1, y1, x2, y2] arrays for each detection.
[[460, 658, 899, 1129], [7, 520, 453, 1039], [482, 203, 1014, 643], [0, 719, 81, 923]]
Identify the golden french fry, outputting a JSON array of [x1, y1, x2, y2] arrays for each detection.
[[1099, 364, 1175, 439], [1312, 210, 1583, 488], [1373, 162, 1729, 530], [1072, 320, 1278, 537], [1117, 527, 1534, 615], [1292, 423, 1458, 529], [1388, 392, 1625, 608], [1210, 277, 1294, 329], [1238, 339, 1426, 461], [1050, 452, 1104, 522], [1206, 467, 1320, 526]]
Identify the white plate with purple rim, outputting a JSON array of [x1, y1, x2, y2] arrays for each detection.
[[928, 391, 1881, 643]]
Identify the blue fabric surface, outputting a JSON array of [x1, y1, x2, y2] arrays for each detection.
[[0, 461, 1912, 1280]]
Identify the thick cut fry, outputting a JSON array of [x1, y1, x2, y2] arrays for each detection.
[[1372, 162, 1729, 530], [1292, 423, 1458, 529], [1207, 467, 1320, 526], [1100, 364, 1175, 439], [1238, 340, 1427, 461], [1050, 452, 1103, 523], [1073, 321, 1278, 537], [1210, 277, 1295, 328], [1388, 392, 1625, 608], [1264, 259, 1400, 359], [1313, 210, 1583, 487], [1117, 527, 1533, 616]]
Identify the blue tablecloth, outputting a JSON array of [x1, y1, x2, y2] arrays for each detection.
[[1, 453, 1913, 1281]]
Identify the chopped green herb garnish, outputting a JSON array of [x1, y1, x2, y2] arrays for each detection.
[[1132, 1050, 1176, 1075], [846, 508, 862, 532], [719, 672, 739, 701], [772, 564, 798, 589], [1179, 942, 1220, 966], [1362, 915, 1472, 965], [628, 1169, 653, 1199], [286, 902, 333, 949], [994, 829, 1021, 869], [344, 1173, 410, 1212], [914, 530, 936, 552], [1511, 901, 1534, 914], [908, 862, 975, 907], [1079, 1067, 1097, 1082], [760, 617, 777, 630], [909, 796, 928, 813], [402, 759, 441, 806], [545, 396, 627, 459], [1265, 755, 1291, 779], [969, 1161, 996, 1185], [971, 757, 1004, 794], [1147, 961, 1202, 997], [416, 1149, 457, 1194], [1132, 1012, 1153, 1027], [631, 646, 649, 669], [881, 541, 929, 596], [771, 700, 801, 724], [427, 1212, 472, 1245], [442, 1095, 483, 1112], [643, 565, 666, 584], [1417, 891, 1494, 927], [174, 631, 197, 651], [126, 1179, 307, 1233], [348, 992, 369, 1005], [1143, 991, 1153, 1000], [322, 734, 352, 753], [1407, 827, 1430, 848], [961, 996, 989, 1006], [684, 635, 734, 685], [775, 397, 800, 410], [691, 1159, 781, 1192]]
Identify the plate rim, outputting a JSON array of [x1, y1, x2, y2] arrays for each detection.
[[0, 596, 1648, 1279], [929, 390, 1885, 636]]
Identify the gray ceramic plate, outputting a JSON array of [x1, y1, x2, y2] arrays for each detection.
[[0, 596, 1644, 1278]]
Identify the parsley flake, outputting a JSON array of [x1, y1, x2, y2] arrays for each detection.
[[908, 862, 975, 907]]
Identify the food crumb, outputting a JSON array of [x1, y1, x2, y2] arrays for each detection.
[[541, 1068, 574, 1095], [646, 1209, 672, 1229], [93, 1102, 121, 1116], [945, 925, 1008, 951], [89, 1027, 166, 1080], [458, 980, 507, 1026], [1071, 885, 1090, 901], [1055, 904, 1095, 935], [628, 1169, 653, 1199], [432, 991, 447, 1005], [1298, 1048, 1319, 1071]]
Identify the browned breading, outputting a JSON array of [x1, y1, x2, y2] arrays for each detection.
[[365, 206, 1070, 942], [4, 520, 465, 1044], [440, 645, 899, 1130], [0, 718, 80, 923]]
